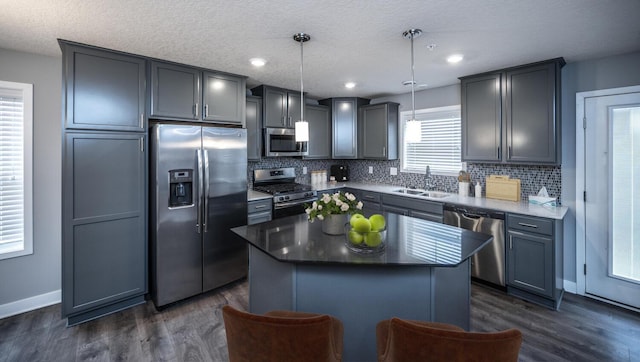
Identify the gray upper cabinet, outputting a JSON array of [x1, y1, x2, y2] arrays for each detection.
[[460, 58, 564, 165], [461, 73, 502, 162], [504, 62, 559, 164], [252, 85, 301, 128], [62, 132, 147, 324], [304, 104, 331, 159], [202, 71, 245, 125], [150, 62, 246, 126], [319, 97, 370, 159], [150, 61, 200, 120], [359, 102, 399, 160], [246, 96, 262, 161], [61, 42, 146, 132]]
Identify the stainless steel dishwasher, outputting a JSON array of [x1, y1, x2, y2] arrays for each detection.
[[444, 204, 506, 287]]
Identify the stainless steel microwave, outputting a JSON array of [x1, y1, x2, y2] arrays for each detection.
[[264, 128, 308, 157]]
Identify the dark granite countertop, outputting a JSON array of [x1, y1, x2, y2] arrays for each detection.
[[231, 212, 492, 267]]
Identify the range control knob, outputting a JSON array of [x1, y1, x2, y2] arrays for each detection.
[[284, 195, 290, 201]]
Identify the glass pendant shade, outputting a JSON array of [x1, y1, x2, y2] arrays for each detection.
[[295, 120, 309, 142], [405, 119, 421, 143]]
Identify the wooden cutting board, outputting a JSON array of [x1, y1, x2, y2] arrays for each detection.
[[485, 175, 521, 202]]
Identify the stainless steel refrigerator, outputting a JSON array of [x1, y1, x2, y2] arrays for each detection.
[[150, 123, 248, 307]]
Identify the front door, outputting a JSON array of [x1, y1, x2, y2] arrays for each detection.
[[583, 87, 640, 309]]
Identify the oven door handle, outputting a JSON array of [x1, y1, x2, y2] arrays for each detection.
[[274, 197, 318, 210]]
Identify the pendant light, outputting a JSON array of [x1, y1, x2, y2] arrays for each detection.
[[294, 32, 310, 142], [403, 28, 422, 143]]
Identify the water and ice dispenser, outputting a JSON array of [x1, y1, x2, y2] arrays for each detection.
[[168, 169, 193, 207]]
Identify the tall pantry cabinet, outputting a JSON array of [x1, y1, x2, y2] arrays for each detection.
[[60, 40, 147, 325]]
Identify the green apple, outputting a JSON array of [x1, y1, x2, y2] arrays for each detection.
[[351, 217, 371, 233], [350, 213, 365, 227], [348, 230, 364, 245], [369, 214, 386, 231], [364, 231, 383, 247]]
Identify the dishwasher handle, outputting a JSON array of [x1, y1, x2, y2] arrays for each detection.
[[444, 204, 505, 220]]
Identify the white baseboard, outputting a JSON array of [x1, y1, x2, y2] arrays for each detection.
[[0, 289, 61, 319], [563, 280, 577, 294]]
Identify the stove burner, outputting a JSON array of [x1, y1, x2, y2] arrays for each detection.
[[254, 183, 312, 195]]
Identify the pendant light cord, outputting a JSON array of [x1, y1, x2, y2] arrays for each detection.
[[300, 37, 304, 122], [410, 32, 416, 121]]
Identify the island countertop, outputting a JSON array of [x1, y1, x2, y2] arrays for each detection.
[[231, 212, 492, 267]]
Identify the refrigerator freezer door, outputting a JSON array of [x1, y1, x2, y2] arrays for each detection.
[[202, 127, 248, 292], [150, 124, 203, 307]]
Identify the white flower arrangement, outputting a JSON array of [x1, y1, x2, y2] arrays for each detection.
[[305, 191, 363, 222]]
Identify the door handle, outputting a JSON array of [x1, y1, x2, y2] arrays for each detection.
[[518, 222, 538, 229], [203, 150, 210, 233], [194, 102, 199, 118], [196, 149, 203, 233], [204, 104, 209, 118]]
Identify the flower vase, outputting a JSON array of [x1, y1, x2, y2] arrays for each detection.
[[322, 214, 347, 235]]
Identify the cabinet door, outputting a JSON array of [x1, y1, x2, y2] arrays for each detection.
[[505, 62, 557, 164], [287, 92, 302, 128], [150, 61, 200, 120], [332, 99, 358, 159], [304, 104, 331, 159], [507, 230, 553, 297], [263, 87, 288, 127], [461, 73, 502, 161], [246, 96, 262, 160], [359, 104, 387, 159], [62, 44, 146, 131], [62, 132, 147, 317], [202, 72, 245, 125]]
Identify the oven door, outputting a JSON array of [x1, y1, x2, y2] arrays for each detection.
[[273, 197, 317, 219], [265, 128, 308, 157]]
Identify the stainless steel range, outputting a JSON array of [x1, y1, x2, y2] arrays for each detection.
[[253, 168, 317, 219]]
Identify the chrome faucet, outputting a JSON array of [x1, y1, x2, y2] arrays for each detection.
[[424, 165, 434, 191]]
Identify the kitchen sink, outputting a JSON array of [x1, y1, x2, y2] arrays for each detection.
[[392, 189, 451, 199], [394, 188, 427, 195]]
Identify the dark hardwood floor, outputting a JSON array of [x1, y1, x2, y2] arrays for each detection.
[[1, 280, 639, 361]]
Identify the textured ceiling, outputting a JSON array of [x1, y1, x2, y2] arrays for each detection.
[[1, 0, 639, 99]]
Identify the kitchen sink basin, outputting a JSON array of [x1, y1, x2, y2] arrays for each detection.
[[394, 188, 427, 195], [392, 189, 451, 199]]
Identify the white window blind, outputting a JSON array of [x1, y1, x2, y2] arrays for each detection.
[[400, 105, 463, 175], [0, 81, 33, 259]]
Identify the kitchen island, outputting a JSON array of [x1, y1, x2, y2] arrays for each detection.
[[231, 212, 492, 361]]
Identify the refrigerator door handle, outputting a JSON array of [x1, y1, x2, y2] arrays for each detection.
[[196, 149, 203, 233], [203, 149, 210, 233]]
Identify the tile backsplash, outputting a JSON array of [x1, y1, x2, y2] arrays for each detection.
[[249, 158, 562, 204]]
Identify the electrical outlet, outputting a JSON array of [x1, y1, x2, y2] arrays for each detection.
[[390, 167, 398, 176], [302, 166, 307, 174], [368, 166, 373, 174]]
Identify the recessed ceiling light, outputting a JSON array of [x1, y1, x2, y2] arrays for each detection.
[[447, 54, 464, 64], [250, 58, 266, 67], [345, 82, 356, 89]]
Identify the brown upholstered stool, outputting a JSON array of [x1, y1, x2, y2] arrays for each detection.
[[222, 305, 343, 362], [376, 318, 522, 362]]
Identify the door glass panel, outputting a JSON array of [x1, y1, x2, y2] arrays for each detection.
[[610, 105, 640, 283]]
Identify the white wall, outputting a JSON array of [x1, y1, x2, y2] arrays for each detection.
[[0, 48, 62, 313], [561, 50, 640, 285]]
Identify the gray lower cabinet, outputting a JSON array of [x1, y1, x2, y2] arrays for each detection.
[[506, 213, 563, 310], [345, 188, 382, 211], [319, 97, 370, 159], [246, 96, 262, 160], [304, 104, 331, 159], [460, 58, 564, 165], [248, 198, 272, 225], [149, 61, 246, 126], [358, 102, 399, 160], [62, 131, 147, 325], [381, 194, 443, 223], [60, 41, 146, 132]]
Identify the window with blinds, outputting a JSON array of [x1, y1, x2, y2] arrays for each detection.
[[0, 80, 33, 260], [400, 105, 464, 176]]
